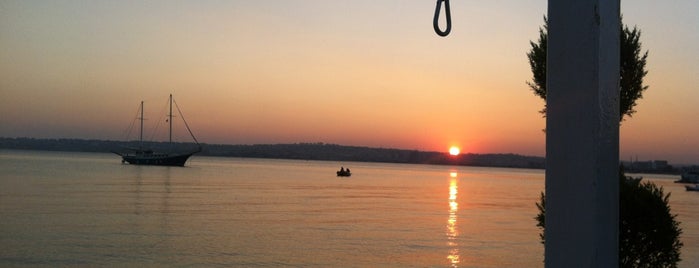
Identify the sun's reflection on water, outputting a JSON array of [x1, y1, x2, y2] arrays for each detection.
[[447, 171, 460, 267]]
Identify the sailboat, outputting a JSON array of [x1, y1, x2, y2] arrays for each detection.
[[112, 94, 201, 166]]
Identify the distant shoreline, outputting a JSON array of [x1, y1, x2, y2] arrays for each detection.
[[1, 137, 546, 169], [1, 137, 693, 174]]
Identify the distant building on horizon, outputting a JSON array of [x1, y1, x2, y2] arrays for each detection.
[[623, 158, 674, 173]]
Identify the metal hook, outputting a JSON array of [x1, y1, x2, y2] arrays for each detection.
[[433, 0, 451, 36]]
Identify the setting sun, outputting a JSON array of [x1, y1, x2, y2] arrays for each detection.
[[449, 146, 460, 156]]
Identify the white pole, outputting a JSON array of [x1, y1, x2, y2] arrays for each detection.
[[546, 0, 620, 267]]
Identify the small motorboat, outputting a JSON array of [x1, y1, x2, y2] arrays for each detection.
[[337, 168, 351, 177], [685, 184, 699, 191]]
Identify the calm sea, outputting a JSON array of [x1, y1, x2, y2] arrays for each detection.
[[1, 150, 697, 267]]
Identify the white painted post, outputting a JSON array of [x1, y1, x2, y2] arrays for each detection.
[[546, 0, 620, 267]]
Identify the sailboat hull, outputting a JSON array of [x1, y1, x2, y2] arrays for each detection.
[[121, 152, 195, 167]]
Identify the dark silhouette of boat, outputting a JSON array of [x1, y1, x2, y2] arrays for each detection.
[[337, 167, 351, 177], [685, 184, 699, 192], [112, 94, 201, 167], [118, 149, 198, 166], [675, 171, 699, 183]]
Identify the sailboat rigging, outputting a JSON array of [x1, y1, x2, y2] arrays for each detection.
[[113, 94, 201, 166]]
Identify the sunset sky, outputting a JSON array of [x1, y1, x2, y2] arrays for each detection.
[[1, 1, 698, 164]]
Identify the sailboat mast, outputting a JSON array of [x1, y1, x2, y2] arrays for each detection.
[[169, 94, 173, 144], [139, 101, 144, 149]]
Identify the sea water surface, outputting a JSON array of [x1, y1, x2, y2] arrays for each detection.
[[1, 150, 697, 267]]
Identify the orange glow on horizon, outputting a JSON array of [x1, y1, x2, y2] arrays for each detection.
[[2, 1, 698, 164]]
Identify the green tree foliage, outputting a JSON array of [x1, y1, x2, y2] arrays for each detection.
[[535, 169, 683, 267], [620, 172, 683, 267], [619, 25, 650, 121], [529, 17, 682, 267], [526, 17, 547, 115], [526, 17, 649, 121]]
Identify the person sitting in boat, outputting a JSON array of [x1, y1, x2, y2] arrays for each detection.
[[340, 167, 345, 172], [346, 168, 351, 173]]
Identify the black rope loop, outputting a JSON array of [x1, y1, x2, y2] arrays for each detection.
[[433, 0, 451, 36]]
